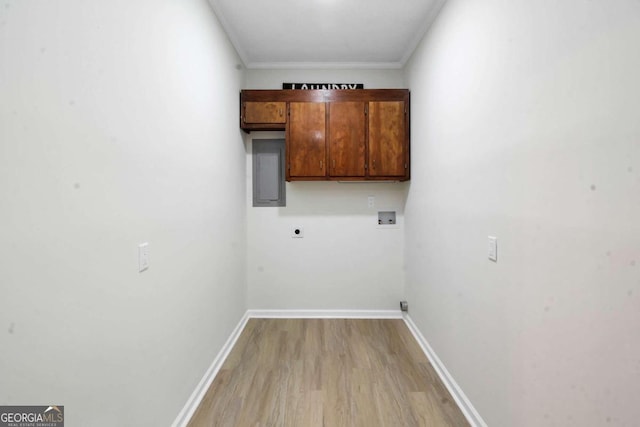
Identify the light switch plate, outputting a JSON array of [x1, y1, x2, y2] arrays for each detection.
[[488, 236, 497, 262], [138, 242, 149, 272]]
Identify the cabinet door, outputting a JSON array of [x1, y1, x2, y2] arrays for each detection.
[[288, 102, 326, 178], [329, 102, 366, 177], [368, 101, 406, 177], [243, 102, 286, 124]]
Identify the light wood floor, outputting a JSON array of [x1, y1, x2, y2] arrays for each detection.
[[188, 318, 469, 427]]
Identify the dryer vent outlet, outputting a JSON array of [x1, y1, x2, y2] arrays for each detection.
[[400, 301, 408, 312]]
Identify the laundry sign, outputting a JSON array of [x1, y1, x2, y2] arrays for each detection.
[[283, 83, 364, 90]]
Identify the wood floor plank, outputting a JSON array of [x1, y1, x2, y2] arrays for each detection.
[[187, 319, 469, 427]]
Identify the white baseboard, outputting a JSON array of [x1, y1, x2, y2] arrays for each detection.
[[402, 314, 487, 427], [171, 311, 250, 427], [247, 309, 403, 319]]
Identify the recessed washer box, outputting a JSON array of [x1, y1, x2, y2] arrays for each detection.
[[378, 211, 396, 225]]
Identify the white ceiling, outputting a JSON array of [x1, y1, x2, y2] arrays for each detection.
[[208, 0, 446, 69]]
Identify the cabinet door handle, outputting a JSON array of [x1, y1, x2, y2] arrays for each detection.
[[320, 160, 323, 170], [279, 108, 283, 117], [372, 159, 376, 170], [332, 159, 336, 169]]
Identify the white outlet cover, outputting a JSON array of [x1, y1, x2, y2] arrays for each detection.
[[367, 196, 375, 208], [291, 226, 304, 238], [488, 236, 497, 262], [138, 242, 149, 272]]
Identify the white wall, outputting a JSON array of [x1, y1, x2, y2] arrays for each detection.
[[0, 1, 246, 425], [404, 0, 640, 425], [245, 70, 407, 310]]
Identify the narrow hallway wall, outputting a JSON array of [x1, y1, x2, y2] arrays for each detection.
[[404, 1, 640, 425], [0, 1, 247, 424]]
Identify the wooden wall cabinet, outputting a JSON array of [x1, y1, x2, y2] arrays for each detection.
[[241, 101, 286, 130], [368, 101, 406, 178], [329, 102, 366, 178], [288, 102, 326, 178], [240, 89, 410, 181]]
